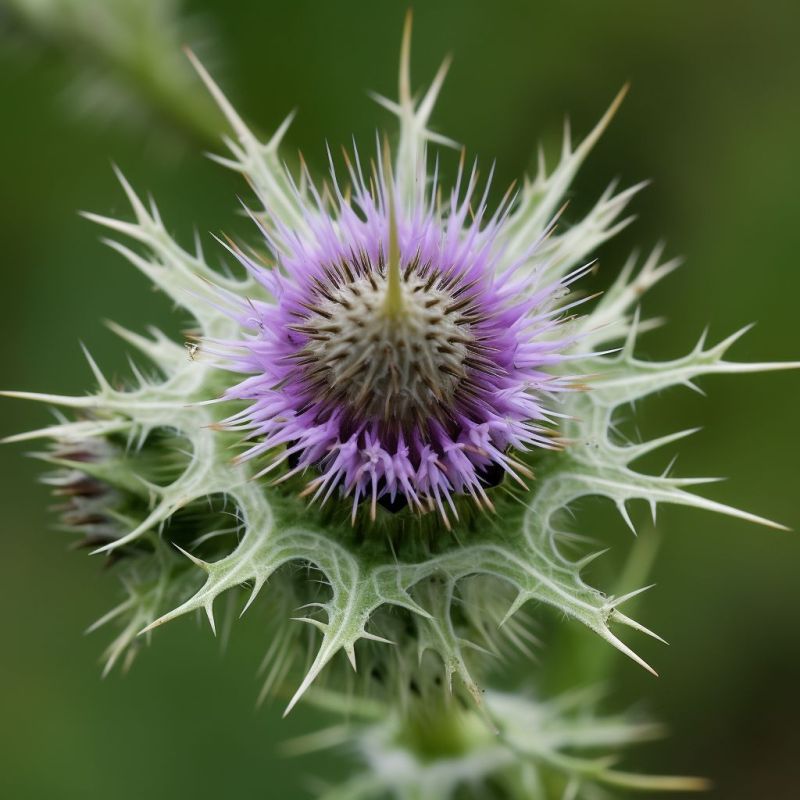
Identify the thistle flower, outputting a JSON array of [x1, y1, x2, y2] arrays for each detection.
[[214, 141, 587, 525], [3, 13, 797, 796]]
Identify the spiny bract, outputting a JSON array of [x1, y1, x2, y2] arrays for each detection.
[[3, 15, 794, 733]]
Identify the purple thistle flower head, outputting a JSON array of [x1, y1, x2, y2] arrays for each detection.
[[214, 142, 586, 525]]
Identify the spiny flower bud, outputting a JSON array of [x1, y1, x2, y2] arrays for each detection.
[[311, 688, 709, 799]]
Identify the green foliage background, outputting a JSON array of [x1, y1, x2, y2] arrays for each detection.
[[0, 2, 798, 797]]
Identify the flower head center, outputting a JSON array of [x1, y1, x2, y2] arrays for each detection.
[[291, 259, 483, 430]]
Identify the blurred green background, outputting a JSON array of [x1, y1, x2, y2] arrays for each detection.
[[1, 1, 798, 798]]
